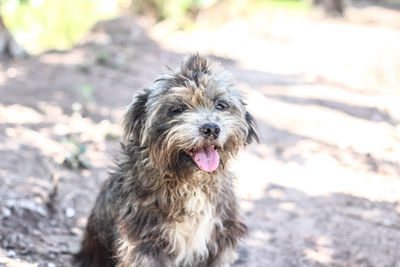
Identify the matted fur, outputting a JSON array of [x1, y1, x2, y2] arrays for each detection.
[[75, 54, 258, 267]]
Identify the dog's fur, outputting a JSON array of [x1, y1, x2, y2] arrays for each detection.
[[75, 55, 258, 267]]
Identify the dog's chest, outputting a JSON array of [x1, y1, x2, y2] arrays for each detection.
[[172, 190, 218, 265]]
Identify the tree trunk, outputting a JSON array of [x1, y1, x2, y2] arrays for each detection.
[[0, 15, 27, 59]]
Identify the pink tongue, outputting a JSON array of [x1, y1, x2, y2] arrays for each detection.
[[192, 145, 220, 172]]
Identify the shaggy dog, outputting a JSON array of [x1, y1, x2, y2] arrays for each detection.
[[75, 54, 258, 267]]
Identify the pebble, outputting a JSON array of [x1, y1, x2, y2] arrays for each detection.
[[7, 250, 16, 257], [2, 207, 11, 217], [66, 207, 76, 218]]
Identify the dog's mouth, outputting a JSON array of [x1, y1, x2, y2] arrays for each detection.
[[185, 145, 220, 172]]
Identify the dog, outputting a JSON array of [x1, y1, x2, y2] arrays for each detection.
[[75, 54, 258, 267]]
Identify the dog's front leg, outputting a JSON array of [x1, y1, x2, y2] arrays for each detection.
[[116, 254, 171, 267], [116, 237, 173, 267], [207, 217, 247, 267], [116, 251, 172, 267], [212, 247, 238, 267]]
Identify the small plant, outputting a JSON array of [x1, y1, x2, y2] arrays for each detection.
[[76, 64, 91, 74], [73, 83, 96, 115], [80, 83, 95, 104], [105, 132, 120, 141], [62, 135, 90, 169], [95, 49, 112, 66], [95, 49, 124, 69]]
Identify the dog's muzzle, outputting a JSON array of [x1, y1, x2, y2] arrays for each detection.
[[183, 123, 221, 172]]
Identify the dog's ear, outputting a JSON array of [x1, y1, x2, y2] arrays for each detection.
[[123, 90, 149, 144], [245, 111, 259, 145]]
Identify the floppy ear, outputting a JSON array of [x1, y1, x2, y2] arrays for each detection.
[[123, 90, 149, 144], [245, 111, 259, 145]]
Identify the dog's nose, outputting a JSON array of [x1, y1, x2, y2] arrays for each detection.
[[200, 123, 220, 139]]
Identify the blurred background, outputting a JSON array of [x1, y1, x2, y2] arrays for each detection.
[[1, 0, 400, 266]]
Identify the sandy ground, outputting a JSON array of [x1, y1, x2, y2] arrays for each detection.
[[1, 6, 400, 267]]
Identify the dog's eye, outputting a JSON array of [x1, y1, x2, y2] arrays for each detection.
[[215, 100, 229, 111], [170, 105, 186, 114]]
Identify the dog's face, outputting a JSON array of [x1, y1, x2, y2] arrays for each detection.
[[123, 55, 257, 176]]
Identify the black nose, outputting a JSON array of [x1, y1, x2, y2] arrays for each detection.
[[200, 123, 220, 139]]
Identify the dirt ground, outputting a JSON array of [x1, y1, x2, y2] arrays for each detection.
[[1, 5, 400, 267]]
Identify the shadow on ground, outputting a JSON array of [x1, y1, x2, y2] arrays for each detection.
[[264, 94, 398, 125], [235, 183, 400, 267]]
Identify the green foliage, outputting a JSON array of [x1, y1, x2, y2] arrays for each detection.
[[1, 0, 119, 53], [225, 0, 311, 15], [130, 0, 311, 29], [1, 0, 311, 52], [131, 0, 218, 21], [252, 0, 312, 11]]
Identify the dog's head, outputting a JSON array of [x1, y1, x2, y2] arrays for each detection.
[[123, 55, 258, 176]]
